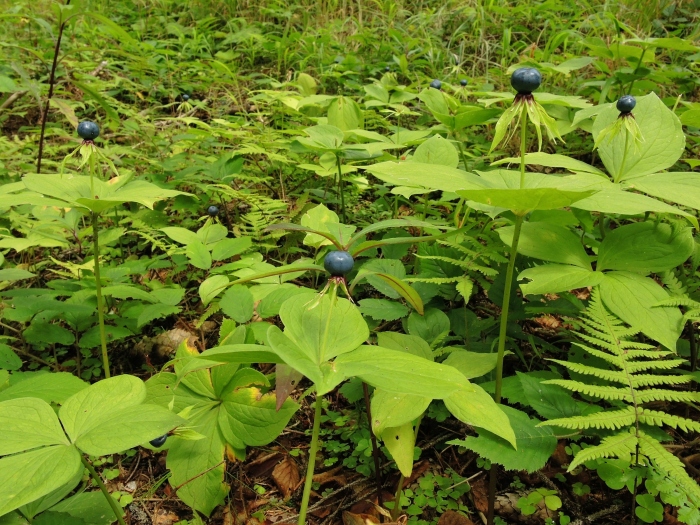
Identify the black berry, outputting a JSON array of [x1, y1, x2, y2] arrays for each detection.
[[77, 121, 100, 141], [429, 79, 442, 90], [149, 434, 168, 448], [207, 205, 219, 217], [460, 79, 468, 87], [183, 94, 190, 101], [510, 67, 542, 94], [616, 95, 636, 113], [324, 251, 354, 276]]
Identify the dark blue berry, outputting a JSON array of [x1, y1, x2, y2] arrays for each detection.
[[460, 79, 468, 87], [324, 251, 354, 276], [207, 205, 219, 217], [183, 94, 190, 101], [616, 95, 636, 113], [77, 121, 100, 141], [385, 66, 391, 72], [429, 79, 442, 90], [149, 434, 168, 448], [510, 67, 542, 94]]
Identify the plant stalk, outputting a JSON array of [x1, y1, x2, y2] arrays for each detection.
[[362, 381, 382, 504], [488, 103, 529, 525], [81, 455, 126, 525], [91, 211, 110, 378], [336, 154, 346, 223], [298, 396, 323, 525], [37, 0, 71, 173]]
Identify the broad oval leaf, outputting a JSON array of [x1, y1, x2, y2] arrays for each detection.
[[499, 222, 591, 268], [371, 390, 430, 434], [597, 222, 694, 273], [0, 398, 69, 455], [380, 422, 416, 477], [519, 264, 605, 296], [457, 188, 596, 215]]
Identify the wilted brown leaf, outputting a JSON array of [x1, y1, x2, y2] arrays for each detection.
[[272, 457, 300, 499], [437, 510, 474, 525], [342, 511, 380, 525]]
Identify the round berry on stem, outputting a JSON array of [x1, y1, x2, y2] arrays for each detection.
[[429, 79, 442, 90], [324, 250, 354, 276], [207, 205, 219, 217], [510, 67, 542, 94], [616, 95, 636, 113], [183, 94, 190, 101], [77, 121, 100, 141], [460, 79, 468, 87], [149, 434, 168, 448]]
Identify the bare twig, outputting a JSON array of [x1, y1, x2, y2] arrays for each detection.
[[0, 90, 27, 112]]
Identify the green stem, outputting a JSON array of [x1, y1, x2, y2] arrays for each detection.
[[298, 395, 323, 525], [615, 128, 630, 184], [91, 212, 110, 379], [599, 212, 606, 239], [81, 455, 126, 525], [336, 154, 346, 223], [391, 416, 423, 521], [456, 134, 469, 170], [488, 100, 529, 525]]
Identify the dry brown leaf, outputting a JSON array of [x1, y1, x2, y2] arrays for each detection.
[[154, 510, 179, 525], [470, 476, 488, 514], [312, 466, 346, 486], [342, 511, 380, 525], [272, 457, 300, 499], [246, 452, 283, 478], [437, 510, 475, 525]]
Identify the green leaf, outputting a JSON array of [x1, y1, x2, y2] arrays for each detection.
[[406, 308, 450, 346], [199, 275, 229, 305], [371, 390, 430, 434], [492, 152, 605, 176], [358, 298, 409, 321], [0, 75, 18, 93], [219, 285, 254, 323], [0, 398, 69, 455], [519, 265, 605, 296], [0, 372, 87, 404], [499, 222, 591, 268], [572, 188, 696, 223], [444, 385, 516, 448], [0, 269, 35, 282], [299, 204, 345, 248], [623, 172, 700, 211], [444, 350, 498, 380], [160, 227, 200, 246], [327, 96, 363, 131], [186, 241, 212, 270], [365, 161, 486, 193], [457, 188, 596, 215], [449, 406, 556, 472], [136, 304, 181, 328], [334, 346, 469, 398], [211, 237, 252, 261], [376, 332, 432, 361], [411, 135, 459, 167], [279, 294, 369, 364], [597, 222, 694, 273], [599, 271, 683, 350], [365, 272, 424, 314], [257, 286, 315, 319], [0, 344, 21, 371], [0, 445, 82, 516], [167, 408, 227, 516], [518, 372, 580, 420], [220, 387, 298, 447], [72, 82, 119, 126], [49, 491, 121, 525], [593, 93, 685, 181], [380, 422, 416, 477]]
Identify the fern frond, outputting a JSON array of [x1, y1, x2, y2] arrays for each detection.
[[635, 389, 700, 404], [539, 406, 636, 430], [404, 276, 461, 284], [569, 343, 623, 367], [655, 296, 699, 308], [630, 374, 695, 388], [638, 431, 700, 503], [543, 380, 632, 402], [638, 409, 700, 433], [547, 359, 628, 384], [569, 430, 638, 471], [660, 270, 688, 297], [626, 358, 687, 373]]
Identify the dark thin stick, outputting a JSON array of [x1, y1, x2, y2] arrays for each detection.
[[37, 0, 71, 173], [362, 382, 382, 504]]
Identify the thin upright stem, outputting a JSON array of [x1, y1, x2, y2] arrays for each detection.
[[615, 128, 631, 184], [336, 154, 346, 223], [362, 382, 382, 503], [37, 0, 71, 173], [298, 396, 323, 525], [81, 455, 126, 525], [91, 212, 110, 378], [488, 103, 529, 525]]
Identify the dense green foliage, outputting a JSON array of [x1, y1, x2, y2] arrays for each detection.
[[1, 1, 700, 525]]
